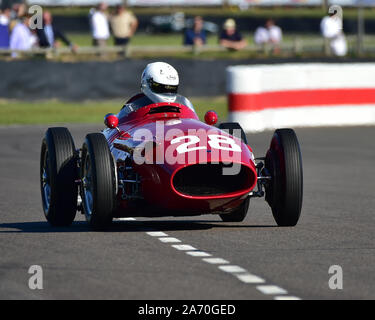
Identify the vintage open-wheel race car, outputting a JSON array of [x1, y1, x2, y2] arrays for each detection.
[[40, 101, 303, 230]]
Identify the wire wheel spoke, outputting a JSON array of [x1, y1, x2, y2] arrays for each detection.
[[41, 151, 51, 212], [82, 155, 94, 216]]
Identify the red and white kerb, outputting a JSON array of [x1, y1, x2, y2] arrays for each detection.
[[227, 63, 375, 132]]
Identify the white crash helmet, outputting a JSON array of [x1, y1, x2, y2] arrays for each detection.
[[141, 62, 179, 103]]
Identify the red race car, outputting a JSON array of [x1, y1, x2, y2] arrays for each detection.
[[40, 101, 303, 230]]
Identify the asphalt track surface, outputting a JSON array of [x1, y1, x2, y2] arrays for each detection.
[[0, 124, 374, 300]]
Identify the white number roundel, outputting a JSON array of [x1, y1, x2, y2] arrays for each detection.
[[208, 134, 241, 152], [171, 134, 241, 154], [171, 135, 206, 154]]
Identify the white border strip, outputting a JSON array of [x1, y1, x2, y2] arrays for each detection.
[[229, 105, 375, 132], [227, 63, 375, 94]]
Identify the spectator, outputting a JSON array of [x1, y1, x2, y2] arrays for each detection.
[[254, 19, 282, 54], [110, 4, 138, 46], [0, 8, 11, 48], [254, 25, 269, 48], [10, 14, 37, 57], [183, 16, 206, 47], [219, 19, 247, 51], [90, 2, 110, 48], [9, 3, 26, 32], [321, 11, 347, 56], [266, 19, 282, 54], [36, 11, 77, 52]]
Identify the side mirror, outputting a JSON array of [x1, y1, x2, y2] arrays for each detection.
[[104, 113, 119, 129], [204, 110, 218, 126]]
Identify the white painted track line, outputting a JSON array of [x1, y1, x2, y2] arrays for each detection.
[[236, 273, 265, 284], [146, 231, 168, 237], [185, 251, 212, 257], [202, 258, 229, 264], [142, 226, 300, 300], [158, 237, 181, 243], [256, 285, 288, 295], [171, 244, 197, 251], [274, 296, 302, 300], [218, 265, 247, 273]]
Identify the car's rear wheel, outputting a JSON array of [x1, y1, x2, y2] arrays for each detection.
[[219, 122, 248, 144], [220, 196, 250, 222], [40, 127, 78, 226], [265, 129, 303, 227], [218, 122, 250, 222], [81, 133, 116, 230]]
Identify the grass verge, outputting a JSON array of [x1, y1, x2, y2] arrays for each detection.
[[0, 97, 227, 125], [66, 32, 325, 47]]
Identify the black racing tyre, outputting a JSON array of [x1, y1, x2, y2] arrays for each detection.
[[218, 122, 250, 222], [219, 122, 248, 145], [40, 127, 78, 227], [81, 133, 116, 230], [220, 197, 250, 222], [265, 129, 303, 227]]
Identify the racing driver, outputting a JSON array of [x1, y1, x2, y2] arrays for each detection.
[[118, 62, 195, 117]]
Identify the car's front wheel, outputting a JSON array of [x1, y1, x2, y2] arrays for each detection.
[[220, 197, 250, 222], [265, 128, 303, 227], [81, 133, 116, 230], [40, 127, 78, 226]]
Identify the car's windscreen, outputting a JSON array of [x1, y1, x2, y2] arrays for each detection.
[[118, 94, 196, 119]]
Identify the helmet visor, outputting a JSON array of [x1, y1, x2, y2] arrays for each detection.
[[148, 78, 178, 94]]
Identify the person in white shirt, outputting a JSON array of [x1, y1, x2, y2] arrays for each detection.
[[266, 19, 282, 54], [320, 12, 347, 56], [90, 2, 110, 47], [10, 14, 37, 57], [254, 19, 282, 54], [254, 26, 269, 48]]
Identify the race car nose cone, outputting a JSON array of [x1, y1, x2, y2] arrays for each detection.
[[204, 110, 218, 126], [104, 113, 119, 129]]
